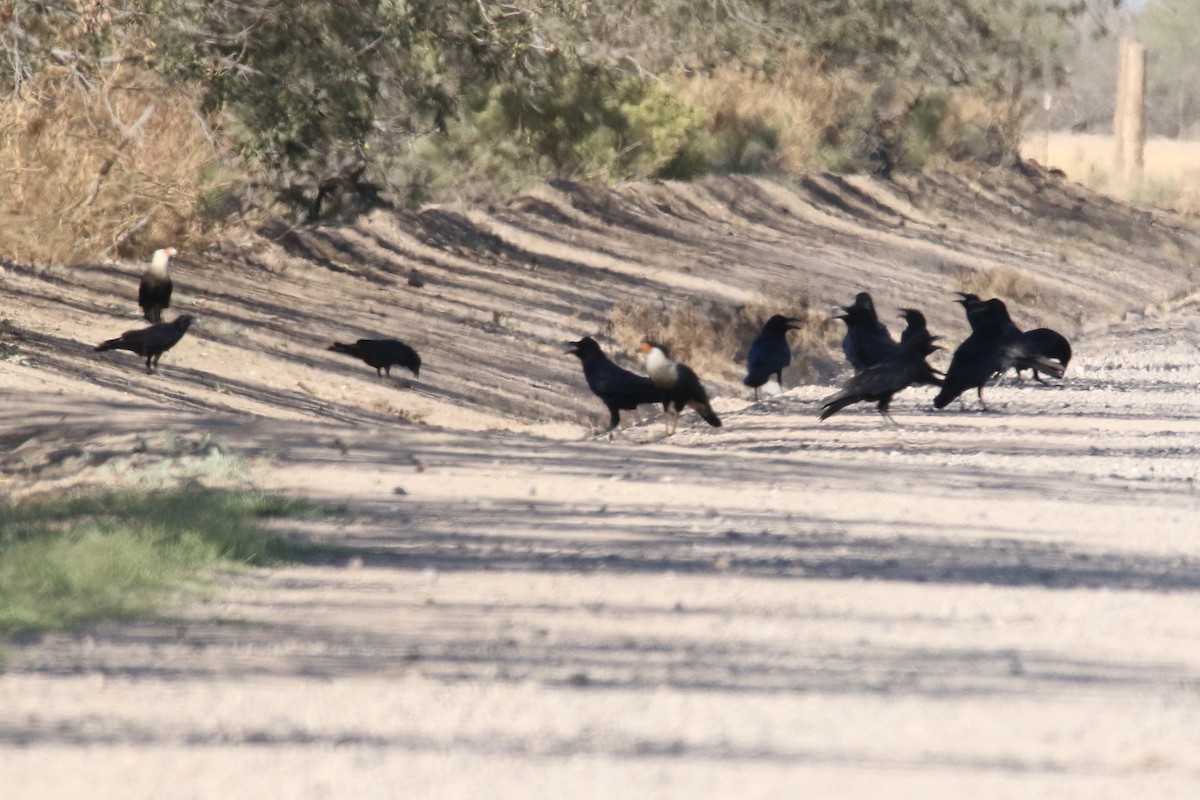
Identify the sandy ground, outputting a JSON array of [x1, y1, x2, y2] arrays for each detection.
[[3, 170, 1200, 797]]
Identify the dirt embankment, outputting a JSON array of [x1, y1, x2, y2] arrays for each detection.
[[3, 166, 1199, 442]]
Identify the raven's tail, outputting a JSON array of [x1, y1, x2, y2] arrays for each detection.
[[819, 395, 855, 421], [689, 401, 722, 427]]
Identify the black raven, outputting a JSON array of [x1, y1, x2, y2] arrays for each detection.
[[743, 314, 803, 399], [898, 308, 931, 346], [1016, 327, 1072, 383], [565, 336, 663, 433], [957, 294, 1066, 384], [328, 339, 421, 378], [820, 329, 942, 423], [839, 291, 899, 372], [95, 314, 194, 373], [934, 298, 1014, 410]]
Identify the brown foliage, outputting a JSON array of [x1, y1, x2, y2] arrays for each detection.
[[0, 66, 228, 264], [952, 265, 1041, 306], [606, 285, 839, 384]]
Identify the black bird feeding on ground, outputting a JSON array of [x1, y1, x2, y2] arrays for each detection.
[[839, 291, 899, 372], [639, 340, 722, 435], [565, 336, 664, 434], [138, 246, 176, 323], [1015, 328, 1072, 383], [820, 329, 942, 423], [328, 339, 421, 379], [956, 293, 1068, 385], [743, 314, 803, 400], [934, 298, 1017, 411], [95, 314, 194, 374]]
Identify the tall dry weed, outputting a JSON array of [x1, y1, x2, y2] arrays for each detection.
[[0, 66, 232, 264], [952, 265, 1041, 306], [676, 52, 860, 173]]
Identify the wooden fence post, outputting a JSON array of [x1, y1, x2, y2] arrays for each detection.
[[1113, 37, 1146, 191]]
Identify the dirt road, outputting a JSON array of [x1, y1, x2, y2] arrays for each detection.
[[2, 170, 1200, 797]]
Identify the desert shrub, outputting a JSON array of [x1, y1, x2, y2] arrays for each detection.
[[953, 265, 1041, 306], [677, 52, 854, 173], [677, 53, 1019, 178], [606, 286, 838, 383], [393, 56, 711, 203], [0, 67, 236, 264]]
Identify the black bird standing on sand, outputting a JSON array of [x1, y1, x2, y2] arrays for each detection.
[[138, 246, 176, 322], [955, 292, 987, 333], [639, 339, 722, 434], [95, 314, 194, 373], [934, 298, 1014, 411], [566, 336, 664, 434], [820, 328, 942, 423], [898, 308, 932, 346], [839, 291, 899, 373], [328, 339, 421, 378], [743, 314, 803, 400]]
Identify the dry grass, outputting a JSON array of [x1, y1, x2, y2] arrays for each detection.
[[1021, 133, 1200, 214], [606, 285, 840, 384], [676, 52, 860, 173], [952, 265, 1042, 306], [0, 65, 234, 264]]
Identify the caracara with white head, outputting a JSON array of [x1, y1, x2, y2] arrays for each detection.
[[139, 246, 176, 322], [638, 339, 722, 435]]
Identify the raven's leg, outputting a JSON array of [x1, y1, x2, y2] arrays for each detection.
[[977, 386, 990, 412], [877, 397, 900, 427]]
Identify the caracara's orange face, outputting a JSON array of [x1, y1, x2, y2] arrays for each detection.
[[638, 341, 653, 355], [165, 246, 178, 257]]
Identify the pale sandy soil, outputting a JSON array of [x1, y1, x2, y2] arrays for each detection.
[[3, 169, 1200, 798]]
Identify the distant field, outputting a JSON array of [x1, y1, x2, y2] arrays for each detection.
[[1022, 132, 1200, 213]]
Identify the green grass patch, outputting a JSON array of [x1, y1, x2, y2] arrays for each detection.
[[0, 486, 341, 635]]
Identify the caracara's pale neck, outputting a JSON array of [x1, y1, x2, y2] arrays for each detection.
[[148, 247, 176, 277], [642, 345, 678, 384]]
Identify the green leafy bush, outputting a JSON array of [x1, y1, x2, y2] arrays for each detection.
[[399, 56, 711, 202]]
